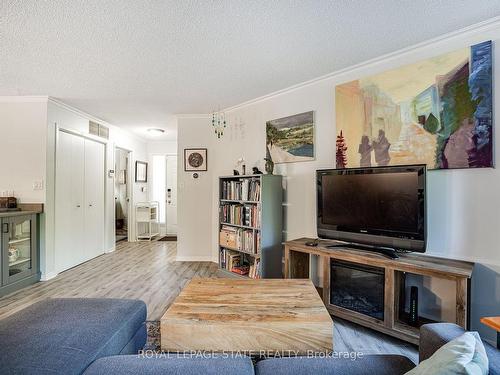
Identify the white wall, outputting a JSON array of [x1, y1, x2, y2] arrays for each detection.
[[177, 117, 215, 261], [0, 98, 48, 202], [147, 140, 177, 155], [176, 20, 500, 343]]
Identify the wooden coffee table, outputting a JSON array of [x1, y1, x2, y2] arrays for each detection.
[[160, 278, 333, 354]]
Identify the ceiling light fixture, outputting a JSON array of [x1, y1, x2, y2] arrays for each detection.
[[147, 128, 165, 136]]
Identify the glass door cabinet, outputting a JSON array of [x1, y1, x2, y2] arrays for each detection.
[[2, 214, 37, 285]]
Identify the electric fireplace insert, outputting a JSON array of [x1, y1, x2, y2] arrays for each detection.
[[330, 259, 385, 320]]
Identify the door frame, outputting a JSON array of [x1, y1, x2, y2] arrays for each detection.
[[114, 146, 133, 243], [150, 153, 177, 236], [165, 153, 177, 236]]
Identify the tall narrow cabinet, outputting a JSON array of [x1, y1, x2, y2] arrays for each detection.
[[218, 174, 283, 279]]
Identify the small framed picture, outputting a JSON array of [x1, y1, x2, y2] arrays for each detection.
[[135, 161, 148, 182], [184, 148, 207, 172]]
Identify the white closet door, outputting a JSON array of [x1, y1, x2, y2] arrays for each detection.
[[55, 131, 85, 272], [84, 139, 105, 260]]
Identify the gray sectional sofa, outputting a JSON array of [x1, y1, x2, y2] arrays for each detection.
[[0, 298, 147, 375], [0, 298, 498, 374]]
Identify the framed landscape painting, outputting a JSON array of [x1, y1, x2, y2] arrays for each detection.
[[335, 40, 493, 170], [266, 111, 314, 163]]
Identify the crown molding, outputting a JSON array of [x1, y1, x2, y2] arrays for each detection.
[[176, 114, 211, 119], [48, 97, 148, 143], [0, 95, 49, 103], [221, 15, 500, 113], [48, 97, 114, 127]]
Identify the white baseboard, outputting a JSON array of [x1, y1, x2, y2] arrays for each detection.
[[40, 271, 58, 281], [176, 255, 215, 262], [105, 246, 116, 254]]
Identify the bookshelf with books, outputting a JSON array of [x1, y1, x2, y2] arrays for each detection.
[[218, 174, 283, 279]]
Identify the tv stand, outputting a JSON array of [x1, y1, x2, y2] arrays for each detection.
[[326, 242, 399, 259], [284, 238, 474, 345]]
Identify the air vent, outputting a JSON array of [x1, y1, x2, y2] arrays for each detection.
[[89, 121, 109, 139]]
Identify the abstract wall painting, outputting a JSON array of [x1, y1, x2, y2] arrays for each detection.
[[335, 41, 493, 170], [266, 111, 314, 163]]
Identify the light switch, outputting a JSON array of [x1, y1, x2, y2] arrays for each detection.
[[33, 180, 44, 191]]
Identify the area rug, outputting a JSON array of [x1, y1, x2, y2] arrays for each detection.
[[144, 321, 161, 351], [158, 236, 177, 241]]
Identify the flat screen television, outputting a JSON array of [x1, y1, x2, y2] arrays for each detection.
[[317, 165, 426, 258]]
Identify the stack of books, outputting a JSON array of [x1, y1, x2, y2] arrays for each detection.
[[221, 178, 261, 201], [247, 179, 261, 201], [220, 226, 260, 254], [219, 248, 258, 277], [221, 204, 260, 227], [219, 249, 241, 271], [248, 259, 260, 279], [231, 265, 249, 275]]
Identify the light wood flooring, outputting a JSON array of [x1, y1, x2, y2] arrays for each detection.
[[0, 240, 417, 363]]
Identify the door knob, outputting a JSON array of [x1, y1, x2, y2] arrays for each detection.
[[89, 204, 93, 207], [76, 205, 81, 208]]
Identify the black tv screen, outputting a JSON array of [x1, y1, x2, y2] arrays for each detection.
[[317, 165, 426, 252]]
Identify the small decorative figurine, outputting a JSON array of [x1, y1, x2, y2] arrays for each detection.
[[264, 147, 274, 174], [252, 167, 263, 174]]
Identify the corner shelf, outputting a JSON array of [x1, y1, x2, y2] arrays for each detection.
[[218, 174, 283, 279]]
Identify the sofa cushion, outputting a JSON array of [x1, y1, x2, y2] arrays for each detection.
[[83, 355, 255, 375], [420, 323, 500, 375], [484, 343, 500, 375], [255, 355, 415, 375], [0, 298, 147, 375], [407, 332, 488, 375], [119, 323, 147, 354]]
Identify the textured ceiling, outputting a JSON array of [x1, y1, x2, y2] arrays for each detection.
[[2, 1, 500, 140]]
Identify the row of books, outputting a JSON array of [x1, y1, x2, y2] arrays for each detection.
[[220, 204, 260, 228], [220, 225, 260, 254], [219, 248, 260, 279], [221, 178, 261, 201], [248, 259, 260, 279]]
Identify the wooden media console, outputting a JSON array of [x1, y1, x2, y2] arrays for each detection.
[[284, 238, 474, 345]]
